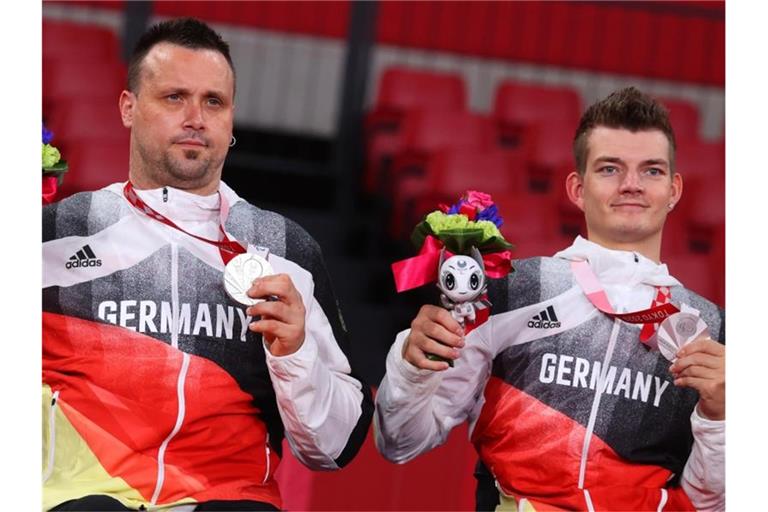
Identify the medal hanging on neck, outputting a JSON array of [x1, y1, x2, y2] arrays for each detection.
[[122, 182, 273, 306], [570, 260, 680, 346]]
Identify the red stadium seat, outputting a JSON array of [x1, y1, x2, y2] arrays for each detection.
[[57, 139, 130, 198], [493, 80, 582, 144], [46, 99, 128, 154], [493, 81, 582, 192], [369, 67, 467, 132], [364, 68, 468, 196], [43, 57, 127, 114], [390, 148, 525, 239], [676, 140, 725, 252], [493, 192, 561, 245], [657, 96, 701, 144], [662, 252, 721, 307], [43, 20, 121, 61], [385, 110, 497, 199]]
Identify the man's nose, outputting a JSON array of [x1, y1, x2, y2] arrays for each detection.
[[619, 169, 643, 192], [183, 102, 205, 130]]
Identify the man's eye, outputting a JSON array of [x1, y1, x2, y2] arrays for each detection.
[[167, 94, 181, 102], [646, 167, 664, 176], [207, 97, 223, 107], [599, 166, 618, 175]]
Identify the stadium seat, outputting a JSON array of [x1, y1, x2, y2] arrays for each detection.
[[46, 98, 128, 154], [493, 81, 581, 192], [662, 252, 721, 307], [364, 69, 469, 197], [676, 140, 725, 252], [43, 20, 121, 61], [43, 57, 127, 113], [57, 139, 130, 198], [386, 110, 497, 197], [390, 148, 524, 240], [493, 191, 561, 245], [493, 80, 581, 145], [368, 67, 467, 133], [657, 96, 701, 144]]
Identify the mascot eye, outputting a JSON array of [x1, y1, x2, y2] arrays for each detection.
[[470, 272, 481, 290], [445, 273, 455, 290]]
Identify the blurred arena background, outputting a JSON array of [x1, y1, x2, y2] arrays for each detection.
[[42, 1, 724, 509]]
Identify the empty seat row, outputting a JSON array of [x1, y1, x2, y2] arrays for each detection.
[[43, 21, 128, 196]]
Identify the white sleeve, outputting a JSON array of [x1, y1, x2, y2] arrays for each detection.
[[264, 293, 366, 470], [681, 408, 725, 512], [374, 325, 494, 463]]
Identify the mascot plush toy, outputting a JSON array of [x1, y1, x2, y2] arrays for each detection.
[[437, 246, 490, 327]]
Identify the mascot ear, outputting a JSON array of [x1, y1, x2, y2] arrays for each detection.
[[471, 246, 485, 274], [438, 247, 446, 270]]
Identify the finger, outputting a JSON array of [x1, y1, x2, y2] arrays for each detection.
[[422, 336, 461, 362], [249, 318, 301, 341], [417, 305, 463, 336], [248, 274, 301, 304], [672, 365, 720, 380], [418, 320, 464, 348], [670, 353, 723, 373], [677, 338, 724, 358], [404, 342, 451, 372], [410, 354, 451, 372], [673, 375, 725, 400], [247, 300, 299, 323], [408, 330, 461, 360]]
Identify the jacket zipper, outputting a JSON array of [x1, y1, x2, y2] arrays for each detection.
[[42, 390, 60, 483], [577, 318, 621, 511], [150, 243, 190, 506]]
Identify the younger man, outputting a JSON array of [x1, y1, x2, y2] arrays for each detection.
[[374, 87, 725, 511]]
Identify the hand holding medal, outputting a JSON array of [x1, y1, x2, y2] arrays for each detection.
[[223, 252, 308, 356], [123, 183, 307, 356], [664, 305, 725, 420]]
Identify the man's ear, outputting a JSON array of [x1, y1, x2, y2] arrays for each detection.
[[670, 171, 683, 208], [565, 171, 586, 212], [119, 90, 135, 129]]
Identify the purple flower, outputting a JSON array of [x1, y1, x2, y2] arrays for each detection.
[[477, 204, 503, 228], [447, 200, 464, 215], [43, 122, 54, 145]]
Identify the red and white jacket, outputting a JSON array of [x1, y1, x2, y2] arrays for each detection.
[[43, 182, 373, 511], [375, 237, 724, 511]]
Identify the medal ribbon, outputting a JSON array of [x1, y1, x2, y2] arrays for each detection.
[[570, 260, 679, 347], [123, 182, 246, 264]]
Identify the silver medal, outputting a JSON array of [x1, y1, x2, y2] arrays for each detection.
[[223, 253, 274, 306], [655, 311, 709, 362]]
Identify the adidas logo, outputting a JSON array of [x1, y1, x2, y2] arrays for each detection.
[[528, 305, 561, 329], [65, 244, 102, 269]]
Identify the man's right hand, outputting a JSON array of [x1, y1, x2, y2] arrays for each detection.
[[402, 305, 465, 371]]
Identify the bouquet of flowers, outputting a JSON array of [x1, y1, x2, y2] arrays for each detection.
[[411, 190, 514, 256], [392, 190, 514, 293], [42, 122, 67, 204]]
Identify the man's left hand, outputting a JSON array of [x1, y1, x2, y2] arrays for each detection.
[[246, 274, 306, 356], [670, 337, 725, 420]]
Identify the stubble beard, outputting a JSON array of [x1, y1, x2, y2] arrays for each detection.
[[136, 141, 225, 190]]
